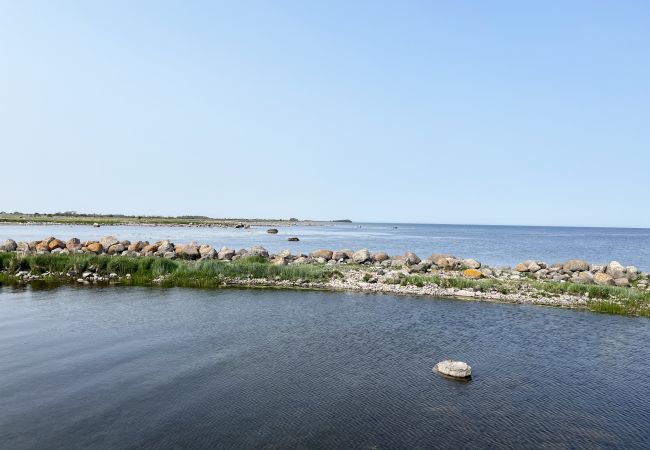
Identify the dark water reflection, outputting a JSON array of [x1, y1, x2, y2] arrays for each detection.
[[1, 286, 649, 449]]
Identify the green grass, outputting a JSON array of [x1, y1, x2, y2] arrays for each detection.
[[0, 253, 336, 289]]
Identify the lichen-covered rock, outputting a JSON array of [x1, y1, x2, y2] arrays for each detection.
[[564, 259, 590, 272], [463, 268, 483, 279], [593, 272, 614, 285], [433, 360, 472, 379]]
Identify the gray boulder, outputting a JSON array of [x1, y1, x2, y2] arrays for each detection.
[[462, 258, 481, 269], [100, 236, 119, 250], [352, 248, 371, 264], [433, 360, 472, 379], [606, 261, 626, 279], [564, 259, 590, 272], [3, 239, 17, 252], [218, 247, 236, 260], [249, 246, 269, 258], [403, 252, 421, 265]]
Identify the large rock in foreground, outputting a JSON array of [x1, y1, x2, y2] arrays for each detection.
[[433, 360, 472, 379]]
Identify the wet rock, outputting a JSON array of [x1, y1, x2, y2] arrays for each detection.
[[288, 237, 300, 241], [267, 228, 279, 234], [434, 360, 472, 379], [93, 223, 100, 228]]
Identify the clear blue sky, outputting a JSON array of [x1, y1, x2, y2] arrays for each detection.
[[1, 1, 648, 227]]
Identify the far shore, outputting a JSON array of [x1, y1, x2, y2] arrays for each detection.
[[0, 213, 342, 228]]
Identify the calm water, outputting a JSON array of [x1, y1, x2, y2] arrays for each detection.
[[1, 286, 649, 449], [1, 222, 650, 270]]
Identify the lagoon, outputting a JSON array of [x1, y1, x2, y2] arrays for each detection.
[[1, 286, 649, 448]]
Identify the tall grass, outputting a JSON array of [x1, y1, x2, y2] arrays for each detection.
[[0, 253, 335, 289]]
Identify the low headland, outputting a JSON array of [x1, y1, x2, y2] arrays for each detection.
[[0, 212, 319, 228], [1, 236, 649, 317]]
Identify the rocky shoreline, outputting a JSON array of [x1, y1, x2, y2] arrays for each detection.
[[1, 236, 649, 315]]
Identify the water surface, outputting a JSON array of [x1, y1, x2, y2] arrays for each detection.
[[1, 286, 649, 448]]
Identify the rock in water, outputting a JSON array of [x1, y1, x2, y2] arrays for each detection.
[[288, 237, 300, 241], [267, 228, 279, 234], [433, 360, 472, 379]]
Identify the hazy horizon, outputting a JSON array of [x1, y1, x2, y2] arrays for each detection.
[[2, 1, 649, 228]]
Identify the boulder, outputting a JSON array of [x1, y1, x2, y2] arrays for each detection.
[[86, 242, 103, 254], [16, 242, 29, 252], [157, 240, 174, 254], [249, 246, 269, 258], [3, 239, 17, 252], [626, 266, 638, 281], [515, 260, 543, 272], [141, 243, 159, 254], [35, 242, 49, 252], [267, 228, 279, 234], [573, 271, 594, 284], [47, 239, 65, 251], [66, 238, 82, 251], [463, 268, 483, 279], [462, 258, 481, 269], [606, 261, 626, 279], [218, 247, 236, 260], [593, 272, 614, 286], [93, 223, 100, 228], [352, 248, 371, 264], [614, 277, 630, 287], [128, 241, 147, 252], [372, 251, 390, 263], [287, 237, 300, 241], [199, 244, 215, 258], [403, 252, 421, 265], [271, 257, 288, 266], [311, 249, 333, 260], [100, 236, 119, 250], [181, 243, 200, 259], [564, 259, 590, 272], [107, 243, 126, 255], [433, 360, 472, 379], [331, 250, 348, 261]]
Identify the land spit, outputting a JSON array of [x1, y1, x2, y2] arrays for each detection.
[[1, 236, 649, 316]]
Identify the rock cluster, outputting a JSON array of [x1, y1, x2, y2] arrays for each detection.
[[515, 258, 639, 286], [1, 237, 648, 292]]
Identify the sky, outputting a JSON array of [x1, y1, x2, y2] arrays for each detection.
[[1, 1, 649, 227]]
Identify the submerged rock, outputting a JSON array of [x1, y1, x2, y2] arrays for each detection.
[[287, 237, 300, 241], [433, 360, 472, 379]]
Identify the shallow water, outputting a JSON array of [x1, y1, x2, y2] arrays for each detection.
[[1, 286, 649, 449], [1, 222, 649, 270]]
